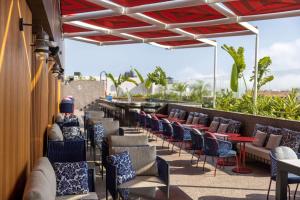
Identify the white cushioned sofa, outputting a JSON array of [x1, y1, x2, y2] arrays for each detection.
[[23, 157, 98, 200]]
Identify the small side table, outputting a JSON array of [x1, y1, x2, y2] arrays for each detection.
[[229, 136, 256, 174]]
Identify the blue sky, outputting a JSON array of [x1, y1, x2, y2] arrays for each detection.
[[65, 17, 300, 91]]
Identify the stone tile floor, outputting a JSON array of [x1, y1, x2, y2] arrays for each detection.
[[89, 130, 300, 200]]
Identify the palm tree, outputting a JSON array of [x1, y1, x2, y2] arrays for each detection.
[[249, 56, 274, 91], [172, 82, 188, 100], [107, 73, 138, 97], [190, 80, 211, 103], [145, 66, 168, 96], [222, 44, 247, 93]]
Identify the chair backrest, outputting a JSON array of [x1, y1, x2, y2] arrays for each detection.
[[198, 113, 209, 126], [186, 112, 194, 124], [190, 128, 204, 150], [151, 117, 160, 132], [139, 112, 146, 126], [203, 136, 219, 156], [270, 146, 298, 177], [162, 119, 173, 137], [146, 114, 152, 128], [47, 140, 86, 163], [172, 122, 184, 141]]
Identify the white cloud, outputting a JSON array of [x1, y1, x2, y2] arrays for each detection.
[[260, 38, 300, 71]]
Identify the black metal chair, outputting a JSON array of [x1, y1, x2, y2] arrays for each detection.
[[190, 128, 205, 166]]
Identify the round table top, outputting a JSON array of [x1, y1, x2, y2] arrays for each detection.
[[229, 136, 256, 142]]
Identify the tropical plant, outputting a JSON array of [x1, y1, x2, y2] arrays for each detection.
[[107, 73, 138, 97], [189, 80, 211, 104], [250, 56, 274, 91], [222, 45, 247, 92], [172, 82, 188, 100], [132, 67, 144, 83], [145, 66, 168, 96]]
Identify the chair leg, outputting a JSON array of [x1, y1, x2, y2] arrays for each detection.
[[191, 150, 195, 163], [214, 157, 218, 177], [179, 142, 183, 157], [288, 184, 291, 200], [171, 143, 175, 152], [196, 154, 201, 167], [267, 179, 272, 200], [202, 156, 207, 171], [294, 183, 299, 200], [162, 138, 165, 147]]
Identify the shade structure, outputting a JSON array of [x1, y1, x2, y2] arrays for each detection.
[[60, 0, 300, 48], [60, 0, 300, 108]]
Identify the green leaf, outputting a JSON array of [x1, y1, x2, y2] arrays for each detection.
[[133, 68, 144, 83], [230, 64, 238, 92]]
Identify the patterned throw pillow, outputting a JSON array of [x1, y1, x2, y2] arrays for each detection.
[[53, 161, 89, 196], [281, 128, 300, 152], [192, 117, 200, 125], [107, 151, 136, 185], [62, 126, 84, 140], [208, 121, 219, 133], [173, 112, 180, 119], [168, 112, 175, 118], [186, 114, 194, 124], [252, 130, 267, 147], [217, 123, 229, 133], [252, 124, 267, 137], [94, 123, 105, 147], [227, 120, 241, 133], [198, 114, 209, 126]]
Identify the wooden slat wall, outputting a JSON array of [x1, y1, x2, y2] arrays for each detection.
[[0, 0, 61, 199], [30, 56, 49, 167], [0, 0, 32, 199]]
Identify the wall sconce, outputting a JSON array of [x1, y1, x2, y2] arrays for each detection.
[[19, 18, 32, 31], [52, 63, 60, 77], [35, 29, 50, 59]]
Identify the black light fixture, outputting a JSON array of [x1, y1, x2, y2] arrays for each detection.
[[52, 63, 60, 77], [34, 29, 50, 59], [19, 18, 32, 31]]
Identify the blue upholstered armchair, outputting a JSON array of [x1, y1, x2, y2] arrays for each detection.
[[267, 146, 300, 200], [106, 155, 169, 200], [203, 136, 237, 176]]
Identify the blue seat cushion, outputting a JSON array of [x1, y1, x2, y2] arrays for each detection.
[[272, 173, 300, 184], [219, 150, 237, 158], [107, 151, 136, 185], [54, 161, 89, 196]]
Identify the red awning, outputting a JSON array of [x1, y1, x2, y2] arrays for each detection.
[[131, 30, 180, 38], [157, 40, 202, 47], [63, 24, 90, 33], [144, 5, 225, 24], [183, 23, 247, 35], [60, 0, 300, 48], [111, 0, 170, 7], [84, 15, 151, 29], [61, 0, 106, 15], [224, 0, 300, 16], [87, 35, 127, 42]]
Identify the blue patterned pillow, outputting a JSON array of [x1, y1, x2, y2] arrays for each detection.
[[94, 123, 105, 147], [107, 151, 136, 185], [62, 126, 84, 140], [53, 161, 89, 196]]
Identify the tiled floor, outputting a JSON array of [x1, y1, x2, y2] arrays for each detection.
[[76, 109, 297, 200], [90, 130, 300, 200]]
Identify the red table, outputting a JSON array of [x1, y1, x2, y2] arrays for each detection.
[[229, 136, 256, 174], [155, 114, 168, 119]]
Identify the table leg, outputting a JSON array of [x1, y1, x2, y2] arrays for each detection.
[[276, 169, 288, 200], [232, 142, 252, 174]]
